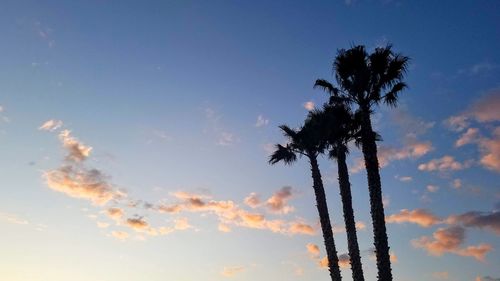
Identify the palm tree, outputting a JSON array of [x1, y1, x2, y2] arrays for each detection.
[[309, 104, 365, 281], [269, 120, 342, 281], [315, 44, 409, 281]]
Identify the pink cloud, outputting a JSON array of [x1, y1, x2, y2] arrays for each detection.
[[418, 156, 470, 172]]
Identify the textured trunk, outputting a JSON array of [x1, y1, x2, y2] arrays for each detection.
[[309, 155, 342, 281], [359, 106, 393, 281], [336, 146, 365, 281]]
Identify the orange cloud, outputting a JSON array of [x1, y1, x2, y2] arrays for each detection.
[[306, 243, 320, 257], [243, 192, 261, 208], [318, 253, 350, 269], [432, 271, 449, 279], [412, 226, 492, 262], [386, 209, 441, 227], [44, 166, 117, 205], [111, 230, 129, 241], [43, 128, 123, 206], [106, 207, 124, 220], [221, 266, 245, 277], [288, 221, 315, 235], [126, 217, 149, 231], [352, 141, 433, 173], [478, 127, 500, 172], [265, 186, 294, 214]]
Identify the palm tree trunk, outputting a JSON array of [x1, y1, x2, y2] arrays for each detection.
[[336, 146, 365, 281], [309, 155, 342, 281], [359, 106, 393, 281]]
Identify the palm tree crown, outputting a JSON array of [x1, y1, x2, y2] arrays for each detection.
[[269, 121, 343, 281], [314, 44, 410, 281]]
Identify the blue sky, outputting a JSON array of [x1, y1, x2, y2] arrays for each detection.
[[0, 1, 499, 281]]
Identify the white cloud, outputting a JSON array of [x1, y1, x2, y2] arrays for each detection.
[[303, 101, 315, 111], [39, 119, 63, 132], [255, 114, 269, 127]]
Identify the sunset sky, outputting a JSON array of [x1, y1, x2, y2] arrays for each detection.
[[0, 1, 499, 281]]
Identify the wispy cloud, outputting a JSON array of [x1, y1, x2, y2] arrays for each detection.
[[204, 107, 239, 146], [221, 266, 245, 277], [0, 212, 29, 225], [255, 114, 269, 127], [39, 119, 63, 132]]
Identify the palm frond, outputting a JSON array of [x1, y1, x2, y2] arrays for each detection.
[[383, 82, 407, 107], [268, 144, 297, 165], [314, 79, 339, 96], [278, 124, 299, 141]]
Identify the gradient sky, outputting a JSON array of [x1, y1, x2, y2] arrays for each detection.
[[0, 1, 499, 281]]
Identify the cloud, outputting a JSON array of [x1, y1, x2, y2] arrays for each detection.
[[96, 221, 110, 228], [452, 179, 462, 189], [243, 193, 261, 208], [351, 141, 433, 173], [427, 185, 439, 193], [391, 109, 435, 137], [106, 207, 124, 220], [469, 62, 497, 75], [0, 212, 29, 225], [386, 209, 441, 227], [204, 107, 238, 146], [126, 217, 149, 231], [218, 132, 236, 146], [255, 115, 269, 127], [470, 90, 500, 122], [390, 252, 398, 263], [221, 266, 245, 278], [287, 221, 315, 235], [412, 226, 492, 261], [218, 223, 231, 233], [446, 88, 500, 132], [265, 186, 294, 214], [111, 231, 129, 241], [44, 166, 117, 205], [306, 243, 320, 258], [432, 271, 449, 279], [42, 126, 125, 208], [396, 175, 413, 182], [303, 101, 315, 111], [318, 253, 350, 269], [418, 156, 470, 172], [332, 221, 367, 234], [174, 217, 192, 230], [477, 127, 500, 172], [156, 191, 314, 236], [58, 130, 92, 162], [476, 277, 500, 281], [446, 211, 500, 236], [456, 128, 480, 147], [39, 119, 63, 132]]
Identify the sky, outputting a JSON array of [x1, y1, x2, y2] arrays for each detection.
[[0, 1, 499, 281]]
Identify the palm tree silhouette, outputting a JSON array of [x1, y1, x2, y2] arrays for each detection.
[[308, 102, 365, 281], [315, 44, 409, 281], [269, 120, 342, 281]]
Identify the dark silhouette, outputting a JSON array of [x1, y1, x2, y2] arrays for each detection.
[[269, 121, 342, 281], [308, 102, 365, 281], [315, 44, 409, 281]]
